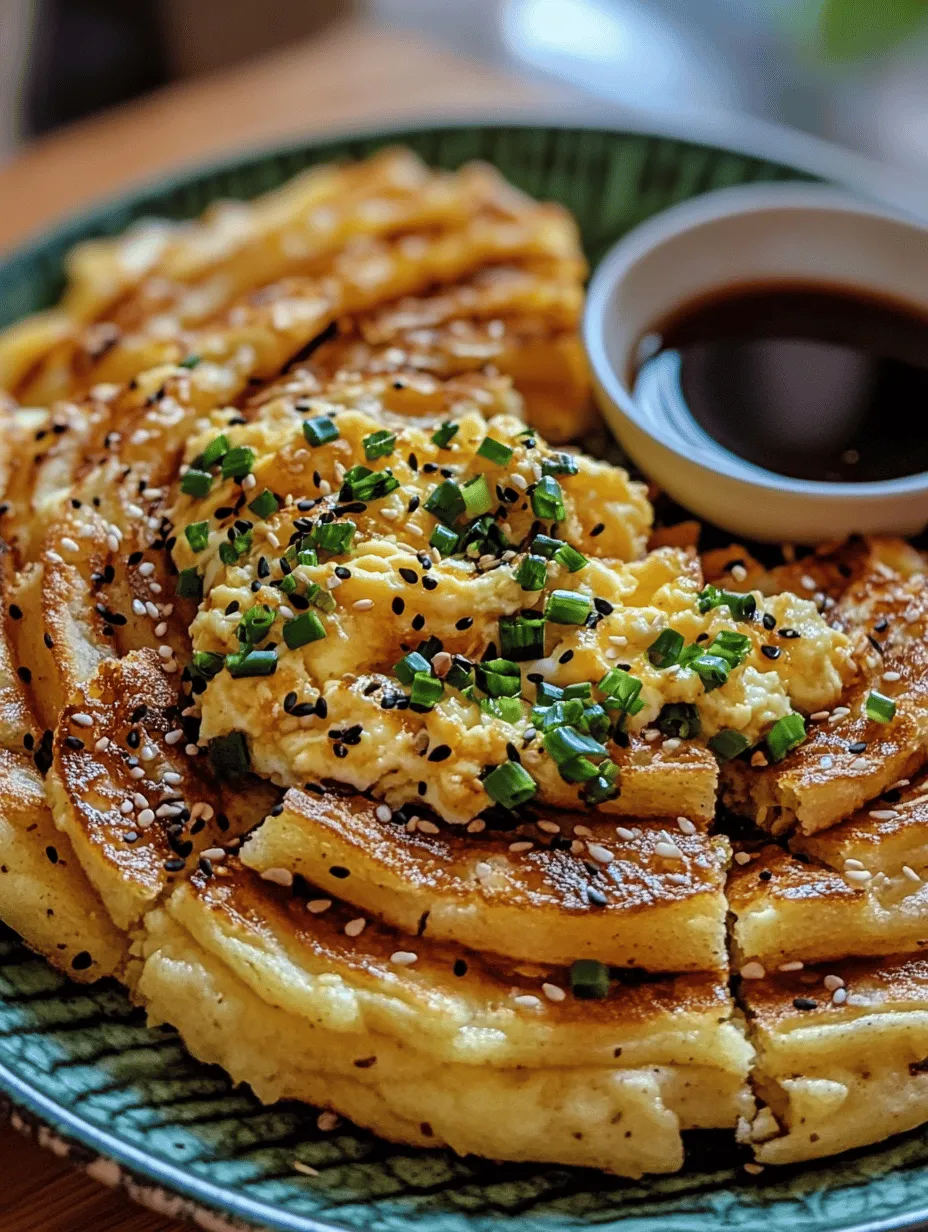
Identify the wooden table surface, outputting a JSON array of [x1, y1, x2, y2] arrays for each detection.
[[0, 18, 567, 1232]]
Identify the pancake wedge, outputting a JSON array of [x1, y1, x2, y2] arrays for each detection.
[[241, 789, 730, 971], [135, 863, 753, 1177], [741, 955, 928, 1165]]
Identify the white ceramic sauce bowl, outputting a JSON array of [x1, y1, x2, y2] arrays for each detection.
[[583, 182, 928, 543]]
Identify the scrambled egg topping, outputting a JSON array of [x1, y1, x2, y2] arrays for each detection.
[[170, 393, 855, 823]]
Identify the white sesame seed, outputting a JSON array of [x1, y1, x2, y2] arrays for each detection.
[[119, 800, 134, 816], [573, 824, 593, 838], [292, 1161, 319, 1177], [778, 961, 804, 972], [904, 865, 922, 883], [662, 737, 681, 751], [733, 851, 752, 865], [306, 899, 332, 914], [390, 951, 418, 966], [542, 982, 566, 1002], [676, 816, 696, 835], [138, 561, 156, 577], [132, 599, 147, 616], [278, 605, 295, 621], [326, 575, 342, 590], [882, 670, 902, 682], [466, 819, 486, 834], [156, 804, 182, 818], [60, 537, 80, 553], [615, 826, 635, 841], [824, 974, 845, 991], [418, 820, 439, 835], [316, 1112, 339, 1132], [71, 712, 93, 727], [809, 710, 830, 722], [655, 840, 684, 860], [261, 867, 293, 887], [157, 644, 173, 659], [267, 532, 280, 549], [666, 872, 688, 884], [242, 473, 257, 490], [145, 601, 159, 619], [800, 574, 816, 591], [140, 745, 157, 762], [832, 987, 848, 1004], [344, 917, 366, 937], [849, 757, 868, 771], [95, 736, 110, 753], [46, 550, 64, 564], [132, 792, 149, 809], [868, 809, 899, 820], [587, 843, 614, 864], [475, 861, 492, 880], [162, 771, 182, 785], [843, 858, 865, 869], [164, 729, 184, 745], [185, 743, 199, 757], [514, 994, 543, 1009], [130, 766, 146, 779], [200, 848, 226, 861], [353, 599, 374, 611], [537, 820, 560, 835], [137, 809, 155, 827], [375, 804, 392, 822], [509, 841, 533, 853], [740, 962, 766, 980], [731, 564, 748, 582], [845, 868, 872, 884], [106, 534, 120, 552], [820, 754, 835, 769]]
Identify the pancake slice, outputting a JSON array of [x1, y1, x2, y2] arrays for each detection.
[[135, 861, 753, 1176], [740, 954, 928, 1165], [240, 788, 730, 971]]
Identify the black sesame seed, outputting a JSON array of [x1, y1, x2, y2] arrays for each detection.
[[17, 666, 32, 684], [761, 645, 781, 660], [759, 868, 772, 882], [453, 958, 468, 977], [874, 618, 889, 632], [411, 613, 425, 631], [762, 613, 776, 630], [8, 605, 22, 620], [590, 523, 605, 537], [257, 556, 270, 579], [427, 744, 452, 762], [164, 858, 186, 872], [64, 735, 84, 750], [315, 698, 328, 719], [848, 741, 868, 754], [594, 598, 614, 616], [399, 568, 418, 584], [335, 566, 351, 580], [777, 628, 800, 639], [558, 649, 574, 664], [198, 857, 214, 878], [46, 846, 58, 864], [455, 616, 473, 631], [330, 866, 350, 879], [44, 633, 54, 649], [407, 495, 420, 513], [283, 691, 298, 713], [792, 997, 818, 1011], [392, 597, 405, 615], [422, 576, 438, 591], [587, 887, 608, 907]]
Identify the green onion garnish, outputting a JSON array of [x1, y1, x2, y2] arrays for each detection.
[[542, 452, 579, 477], [545, 589, 591, 625], [200, 434, 230, 468], [394, 651, 432, 685], [563, 682, 593, 700], [191, 651, 224, 680], [708, 728, 751, 761], [499, 612, 546, 661], [310, 520, 356, 555], [339, 464, 400, 503], [480, 696, 523, 723], [220, 445, 256, 481], [304, 583, 336, 613], [581, 702, 611, 741], [424, 480, 465, 526], [532, 534, 561, 559], [598, 668, 645, 716], [278, 574, 297, 595], [446, 656, 474, 692], [514, 554, 547, 591], [533, 698, 585, 731], [363, 429, 396, 460], [410, 671, 444, 710], [536, 681, 563, 705], [543, 725, 607, 768], [531, 475, 565, 522], [690, 652, 731, 692], [283, 611, 327, 650], [296, 548, 319, 568], [648, 628, 684, 667], [178, 354, 201, 369], [461, 474, 493, 518], [476, 436, 513, 466], [697, 584, 757, 622], [184, 521, 210, 554], [176, 568, 202, 600], [709, 629, 752, 667], [483, 761, 537, 809], [208, 731, 249, 776], [554, 543, 587, 572], [429, 524, 459, 556], [237, 604, 275, 645], [559, 755, 602, 783], [218, 529, 252, 566], [656, 703, 701, 739], [248, 489, 279, 520], [766, 712, 806, 761], [865, 691, 897, 724], [475, 658, 522, 698], [570, 958, 609, 999], [180, 469, 213, 498], [584, 763, 620, 805], [431, 422, 459, 448], [225, 648, 278, 678], [302, 416, 339, 446]]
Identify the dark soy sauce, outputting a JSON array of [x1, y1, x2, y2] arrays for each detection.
[[636, 282, 928, 483]]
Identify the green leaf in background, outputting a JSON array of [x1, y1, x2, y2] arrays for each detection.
[[818, 0, 928, 60]]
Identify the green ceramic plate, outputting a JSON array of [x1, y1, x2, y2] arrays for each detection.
[[1, 120, 927, 1232]]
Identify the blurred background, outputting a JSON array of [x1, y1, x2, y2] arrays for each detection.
[[4, 0, 928, 170]]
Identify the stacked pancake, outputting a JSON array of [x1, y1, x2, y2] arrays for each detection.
[[0, 147, 926, 1177]]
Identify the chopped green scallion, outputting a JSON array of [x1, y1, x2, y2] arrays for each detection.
[[697, 584, 757, 622], [483, 761, 537, 809], [302, 416, 339, 446], [766, 712, 806, 761], [248, 489, 279, 520], [514, 554, 547, 591], [865, 691, 897, 723], [363, 429, 396, 460], [237, 604, 275, 644], [429, 524, 460, 556], [708, 728, 751, 761], [410, 672, 444, 710], [176, 568, 202, 600], [499, 612, 546, 661], [531, 475, 565, 522], [570, 958, 609, 1000], [225, 648, 278, 678], [476, 436, 513, 466], [310, 520, 356, 555], [184, 521, 210, 553], [200, 434, 230, 468], [656, 703, 701, 740], [480, 696, 523, 723], [554, 543, 588, 572], [208, 731, 249, 776], [220, 445, 256, 481], [545, 589, 591, 625], [431, 421, 459, 448], [532, 534, 561, 559], [394, 651, 432, 685], [283, 611, 327, 650], [648, 628, 684, 667], [461, 474, 493, 518], [180, 469, 213, 498], [542, 452, 579, 477], [191, 651, 224, 680], [424, 480, 466, 526]]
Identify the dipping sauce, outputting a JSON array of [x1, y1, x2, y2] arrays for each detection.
[[635, 283, 928, 483]]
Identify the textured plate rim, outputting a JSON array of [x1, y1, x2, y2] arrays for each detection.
[[2, 112, 928, 1232]]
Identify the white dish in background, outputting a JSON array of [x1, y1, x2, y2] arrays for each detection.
[[583, 182, 928, 543]]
